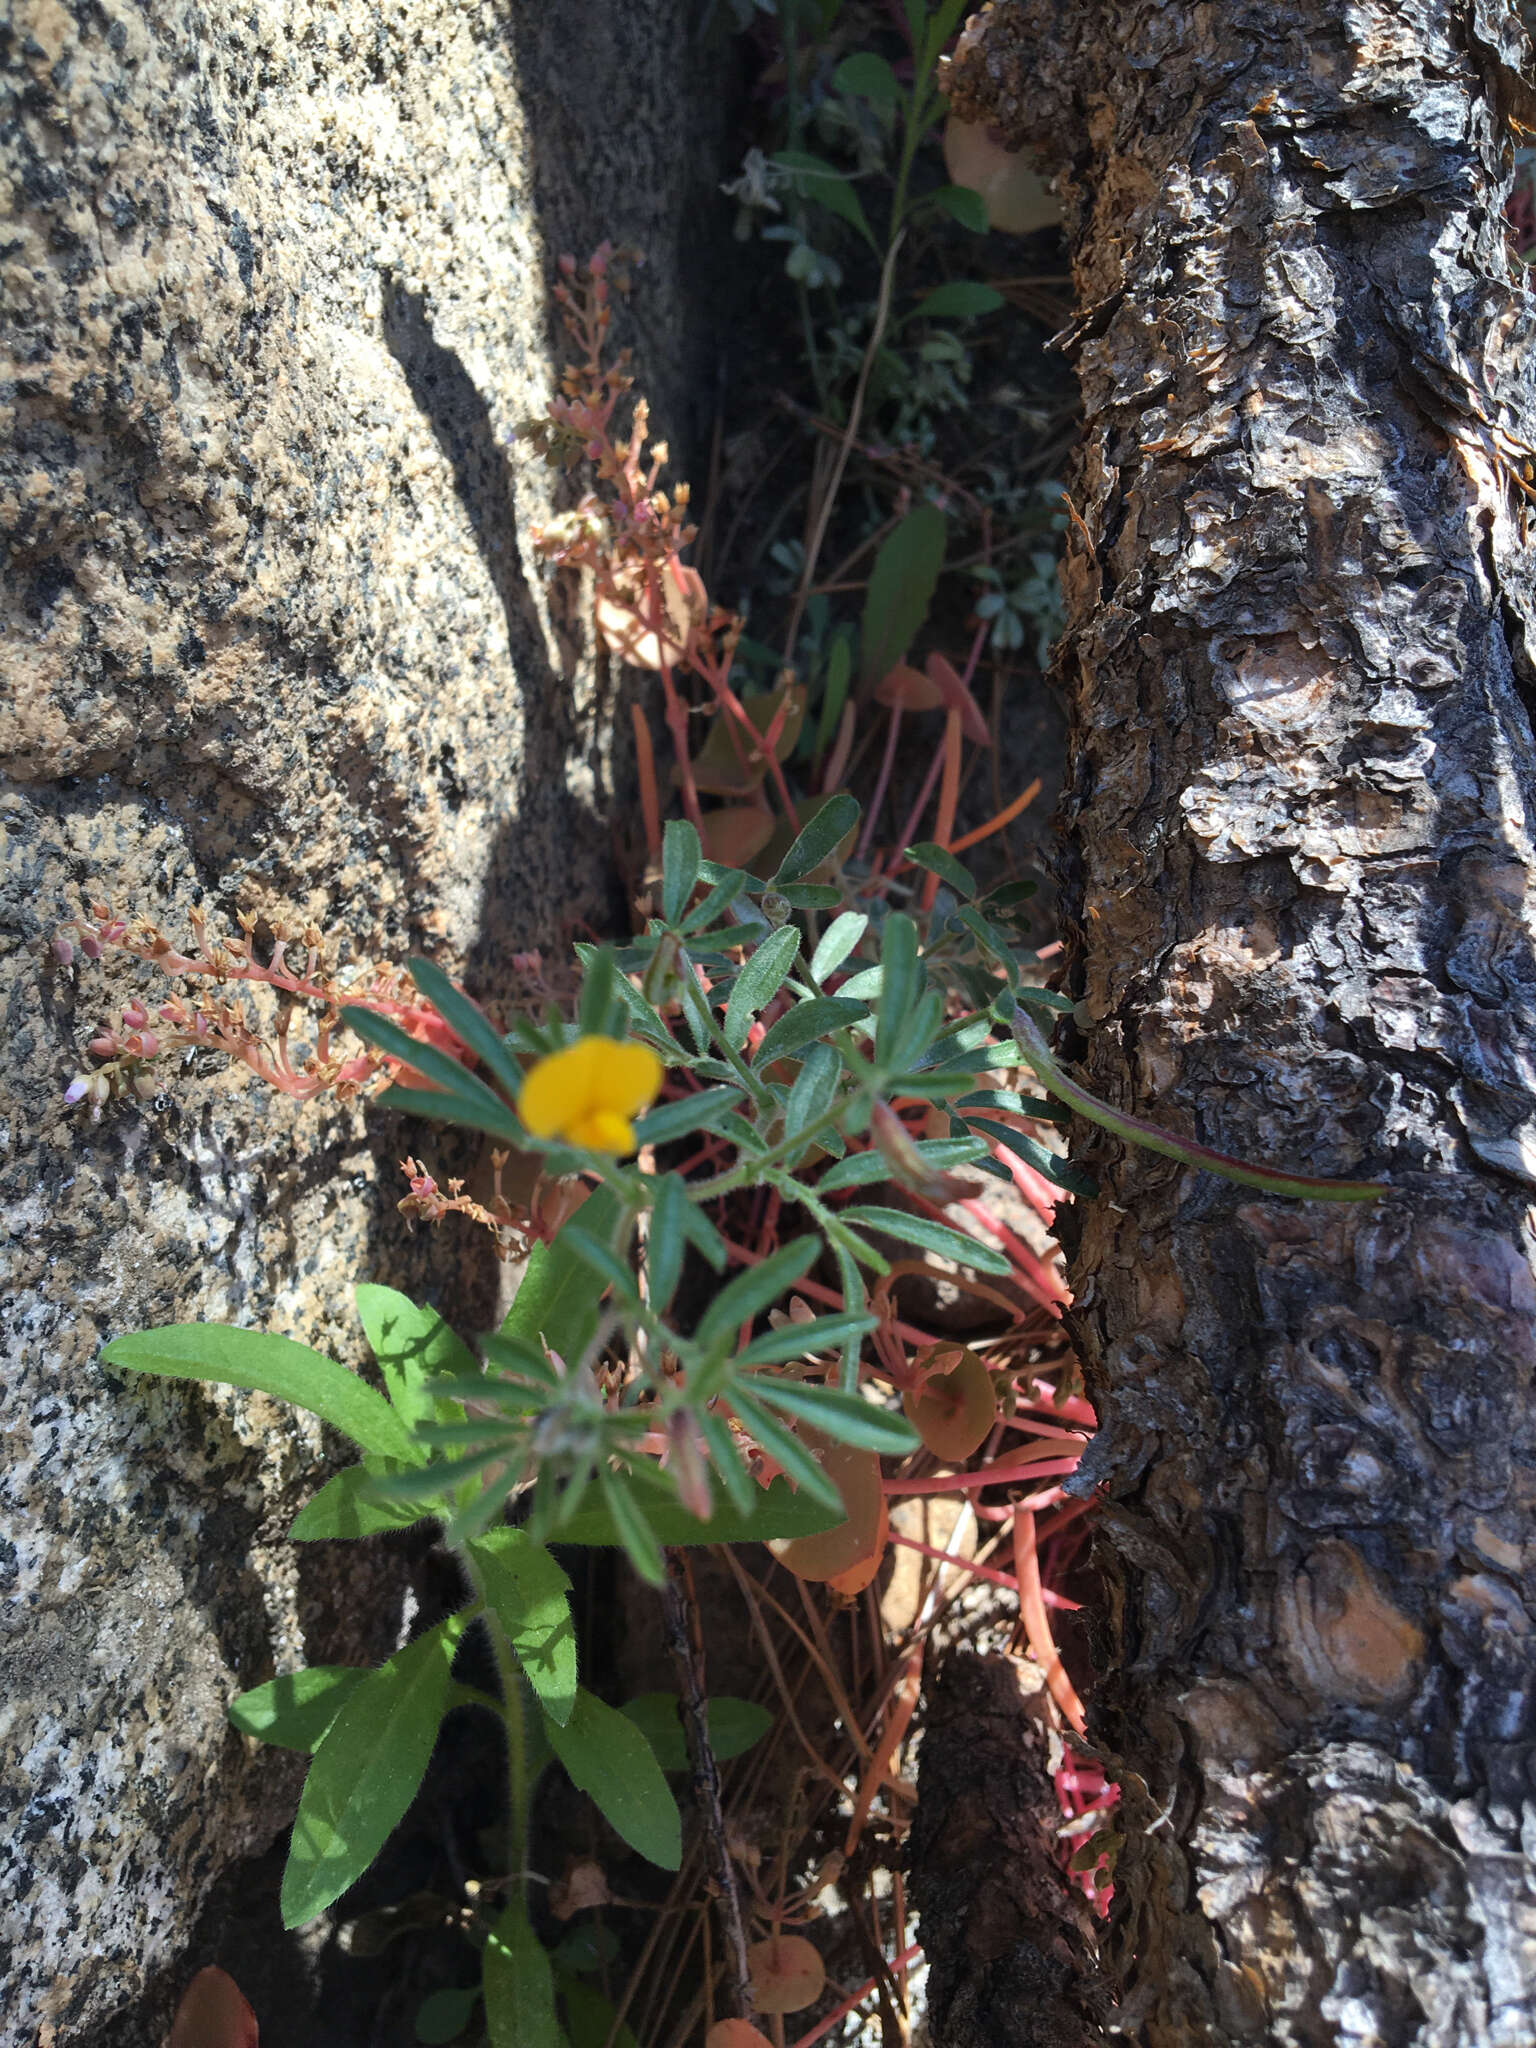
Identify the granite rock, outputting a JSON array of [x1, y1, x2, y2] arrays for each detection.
[[0, 0, 724, 2037]]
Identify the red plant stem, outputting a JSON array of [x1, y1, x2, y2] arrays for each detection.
[[1014, 1507, 1088, 1736], [630, 702, 662, 863], [919, 708, 963, 914], [955, 1194, 1069, 1306], [856, 702, 904, 864], [656, 659, 705, 833], [997, 1414, 1092, 1446], [786, 1944, 925, 2048], [944, 775, 1043, 857], [882, 737, 948, 877], [882, 1454, 1083, 1497]]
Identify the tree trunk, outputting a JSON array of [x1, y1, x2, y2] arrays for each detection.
[[948, 5, 1536, 2041]]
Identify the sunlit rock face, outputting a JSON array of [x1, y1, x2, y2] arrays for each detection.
[[0, 2, 720, 2037]]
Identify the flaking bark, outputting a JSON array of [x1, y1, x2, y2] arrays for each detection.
[[946, 5, 1536, 2043]]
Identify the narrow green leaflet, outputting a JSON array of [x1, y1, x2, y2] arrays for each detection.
[[552, 1474, 840, 1548], [561, 1980, 639, 2048], [633, 1086, 746, 1148], [915, 281, 1005, 321], [785, 1042, 841, 1142], [753, 996, 868, 1067], [406, 958, 527, 1104], [290, 1463, 435, 1540], [860, 504, 946, 684], [810, 911, 868, 983], [598, 1464, 666, 1586], [735, 1311, 877, 1366], [744, 1377, 919, 1455], [726, 1383, 846, 1512], [962, 1114, 1101, 1198], [662, 818, 702, 925], [281, 1612, 466, 1927], [721, 925, 802, 1051], [772, 148, 878, 249], [341, 1006, 524, 1144], [815, 1136, 986, 1192], [484, 1900, 562, 2048], [230, 1667, 367, 1754], [835, 50, 901, 104], [773, 791, 860, 885], [500, 1186, 622, 1365], [468, 1527, 577, 1726], [545, 1688, 682, 1870], [874, 914, 920, 1068], [836, 1204, 1013, 1277], [356, 1284, 478, 1432], [101, 1325, 420, 1465], [928, 183, 990, 233], [619, 1693, 774, 1774], [415, 1986, 482, 2045], [904, 841, 977, 900], [694, 1236, 821, 1352]]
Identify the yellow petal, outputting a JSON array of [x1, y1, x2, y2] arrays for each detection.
[[597, 1038, 664, 1118], [568, 1107, 637, 1155], [518, 1038, 603, 1138]]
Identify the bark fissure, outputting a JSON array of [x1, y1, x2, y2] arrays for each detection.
[[948, 4, 1536, 2041]]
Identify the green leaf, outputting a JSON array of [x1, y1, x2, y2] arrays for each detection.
[[545, 1688, 682, 1869], [774, 791, 860, 885], [290, 1463, 435, 1540], [406, 959, 527, 1105], [342, 1006, 524, 1142], [961, 1115, 1101, 1197], [810, 910, 868, 983], [915, 281, 1005, 321], [814, 631, 853, 760], [835, 50, 902, 104], [928, 183, 990, 233], [553, 1474, 840, 1548], [875, 914, 921, 1069], [772, 148, 877, 249], [753, 996, 869, 1067], [598, 1465, 666, 1587], [721, 925, 802, 1051], [632, 1086, 746, 1148], [695, 1237, 820, 1352], [860, 503, 946, 685], [777, 882, 843, 910], [356, 1284, 478, 1432], [744, 1377, 919, 1455], [837, 1204, 1013, 1276], [484, 1901, 563, 2048], [662, 819, 702, 926], [680, 864, 752, 934], [735, 1311, 877, 1366], [619, 1693, 774, 1774], [725, 1384, 846, 1511], [281, 1613, 466, 1926], [560, 1980, 638, 2048], [784, 1041, 841, 1142], [815, 1135, 986, 1193], [371, 1082, 524, 1146], [501, 1186, 622, 1365], [230, 1666, 368, 1754], [101, 1325, 420, 1464], [415, 1985, 481, 2045], [905, 841, 977, 900], [646, 1172, 690, 1318], [468, 1528, 577, 1726], [559, 1222, 641, 1311]]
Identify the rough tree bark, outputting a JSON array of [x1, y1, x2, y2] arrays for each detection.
[[947, 4, 1536, 2042]]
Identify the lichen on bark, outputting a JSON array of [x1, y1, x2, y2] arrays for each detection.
[[946, 4, 1536, 2042]]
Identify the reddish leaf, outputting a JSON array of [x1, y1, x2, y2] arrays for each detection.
[[170, 1967, 258, 2048]]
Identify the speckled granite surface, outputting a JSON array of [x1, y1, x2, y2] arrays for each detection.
[[0, 1, 722, 2037]]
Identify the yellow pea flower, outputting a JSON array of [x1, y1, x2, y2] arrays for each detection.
[[517, 1035, 664, 1156]]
